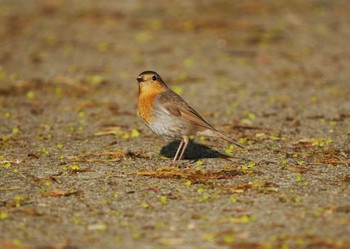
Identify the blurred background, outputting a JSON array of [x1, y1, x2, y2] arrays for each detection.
[[1, 1, 348, 82], [1, 0, 349, 122]]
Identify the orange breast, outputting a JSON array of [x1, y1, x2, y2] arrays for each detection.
[[137, 82, 165, 124]]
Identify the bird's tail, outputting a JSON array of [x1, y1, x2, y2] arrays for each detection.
[[214, 130, 244, 149]]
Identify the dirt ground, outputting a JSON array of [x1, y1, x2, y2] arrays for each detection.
[[0, 1, 349, 249]]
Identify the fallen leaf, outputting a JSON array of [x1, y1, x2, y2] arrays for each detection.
[[42, 189, 80, 197]]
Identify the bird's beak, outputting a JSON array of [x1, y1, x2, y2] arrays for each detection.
[[137, 75, 143, 83]]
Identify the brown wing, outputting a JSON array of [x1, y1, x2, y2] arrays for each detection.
[[156, 90, 244, 149], [156, 90, 218, 131]]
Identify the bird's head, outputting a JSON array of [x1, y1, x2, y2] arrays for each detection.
[[137, 71, 167, 94]]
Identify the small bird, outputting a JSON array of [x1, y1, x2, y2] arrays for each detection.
[[137, 71, 243, 164]]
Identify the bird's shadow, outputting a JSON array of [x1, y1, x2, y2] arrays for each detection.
[[160, 140, 230, 160]]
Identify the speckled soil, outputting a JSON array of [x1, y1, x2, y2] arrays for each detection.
[[0, 1, 349, 249]]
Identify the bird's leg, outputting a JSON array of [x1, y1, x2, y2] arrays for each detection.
[[173, 139, 184, 164], [177, 136, 189, 162]]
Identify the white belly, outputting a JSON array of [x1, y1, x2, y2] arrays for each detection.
[[147, 108, 188, 139]]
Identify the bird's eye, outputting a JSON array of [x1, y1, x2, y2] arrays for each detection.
[[152, 75, 157, 81]]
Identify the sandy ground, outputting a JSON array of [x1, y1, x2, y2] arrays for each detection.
[[0, 1, 349, 248]]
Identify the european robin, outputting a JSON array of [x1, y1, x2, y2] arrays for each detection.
[[137, 71, 243, 164]]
